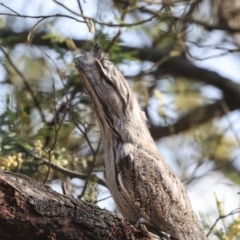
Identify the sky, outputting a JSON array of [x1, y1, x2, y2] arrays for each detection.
[[1, 0, 240, 232]]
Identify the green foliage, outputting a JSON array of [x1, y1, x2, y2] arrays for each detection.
[[0, 1, 240, 238], [94, 30, 137, 64], [0, 48, 102, 183]]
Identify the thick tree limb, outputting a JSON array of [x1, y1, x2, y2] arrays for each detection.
[[149, 61, 240, 108], [0, 169, 158, 240], [149, 100, 238, 139]]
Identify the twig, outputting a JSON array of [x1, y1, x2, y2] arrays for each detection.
[[53, 0, 94, 33], [94, 195, 112, 203], [105, 11, 126, 53], [206, 208, 240, 237], [27, 17, 45, 44], [14, 143, 107, 188], [0, 3, 156, 28], [0, 46, 46, 123], [46, 53, 103, 196], [61, 182, 67, 195], [43, 69, 67, 183], [79, 140, 101, 198]]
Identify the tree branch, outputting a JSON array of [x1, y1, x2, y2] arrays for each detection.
[[14, 143, 107, 188], [2, 30, 240, 139], [2, 29, 239, 105], [149, 100, 238, 139], [139, 8, 240, 33], [0, 3, 156, 28], [0, 169, 157, 240]]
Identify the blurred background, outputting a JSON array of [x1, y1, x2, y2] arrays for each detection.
[[0, 0, 240, 238]]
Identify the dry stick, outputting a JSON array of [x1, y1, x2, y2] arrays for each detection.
[[46, 54, 103, 195], [54, 0, 93, 33], [94, 195, 112, 203], [53, 0, 81, 16], [45, 54, 98, 156], [206, 208, 240, 237], [105, 28, 122, 53], [76, 0, 83, 13], [105, 10, 126, 53], [0, 3, 84, 22], [27, 17, 45, 44], [79, 139, 101, 199], [43, 71, 67, 183], [77, 120, 96, 155], [69, 111, 102, 198], [61, 181, 67, 195], [0, 47, 46, 123]]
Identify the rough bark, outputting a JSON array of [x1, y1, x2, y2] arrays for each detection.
[[0, 169, 156, 240], [74, 45, 206, 240]]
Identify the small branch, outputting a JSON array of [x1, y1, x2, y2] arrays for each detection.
[[1, 46, 46, 123], [46, 53, 103, 195], [139, 8, 240, 33], [105, 10, 126, 53], [53, 0, 94, 32], [2, 30, 240, 138], [27, 17, 45, 44], [206, 208, 240, 237], [0, 3, 156, 28], [43, 71, 67, 183], [79, 140, 101, 198], [14, 143, 107, 188], [61, 181, 67, 195], [149, 100, 230, 139]]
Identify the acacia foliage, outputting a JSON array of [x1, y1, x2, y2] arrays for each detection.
[[0, 0, 240, 238]]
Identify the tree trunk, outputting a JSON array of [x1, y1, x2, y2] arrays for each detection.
[[0, 169, 157, 240]]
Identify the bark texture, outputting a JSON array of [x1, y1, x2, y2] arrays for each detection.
[[74, 45, 206, 240], [0, 169, 155, 240]]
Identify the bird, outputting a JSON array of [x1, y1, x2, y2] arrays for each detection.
[[74, 44, 206, 240]]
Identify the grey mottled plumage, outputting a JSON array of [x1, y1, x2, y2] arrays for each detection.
[[74, 45, 206, 240]]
